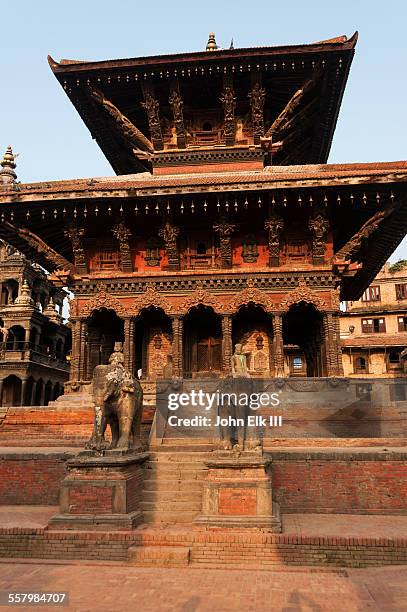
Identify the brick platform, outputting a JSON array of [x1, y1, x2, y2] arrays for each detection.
[[1, 510, 407, 568]]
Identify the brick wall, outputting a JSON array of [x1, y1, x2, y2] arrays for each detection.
[[0, 451, 74, 505], [271, 450, 407, 514]]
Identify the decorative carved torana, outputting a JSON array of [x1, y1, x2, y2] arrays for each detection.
[[130, 285, 172, 317], [279, 279, 327, 312], [168, 89, 186, 149], [180, 288, 224, 314], [220, 86, 236, 146], [158, 221, 180, 270], [213, 218, 236, 269], [142, 92, 164, 150], [64, 224, 87, 274], [248, 83, 266, 144], [228, 286, 273, 313], [78, 291, 127, 318], [308, 211, 329, 264], [264, 212, 284, 266], [112, 222, 133, 272]]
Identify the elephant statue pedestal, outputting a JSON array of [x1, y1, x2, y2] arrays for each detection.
[[49, 346, 149, 530], [194, 451, 281, 532], [49, 450, 149, 530]]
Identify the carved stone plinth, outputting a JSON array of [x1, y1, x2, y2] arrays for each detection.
[[49, 450, 149, 530], [195, 452, 281, 531]]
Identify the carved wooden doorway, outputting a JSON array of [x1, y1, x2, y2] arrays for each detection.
[[183, 305, 222, 377]]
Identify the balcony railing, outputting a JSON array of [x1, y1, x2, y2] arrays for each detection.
[[0, 341, 70, 371]]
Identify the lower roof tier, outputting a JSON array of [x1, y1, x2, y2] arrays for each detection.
[[0, 161, 406, 301]]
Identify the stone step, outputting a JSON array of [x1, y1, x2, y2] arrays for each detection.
[[142, 480, 203, 493], [140, 499, 202, 512], [141, 490, 202, 502], [146, 452, 210, 462], [141, 510, 199, 523], [128, 545, 190, 566]]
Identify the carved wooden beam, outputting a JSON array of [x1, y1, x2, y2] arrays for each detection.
[[213, 217, 236, 268], [249, 72, 266, 145], [264, 212, 284, 266], [308, 209, 329, 265], [168, 78, 187, 149], [1, 221, 75, 274], [265, 70, 321, 138], [88, 86, 154, 157], [64, 224, 87, 274], [334, 200, 399, 263], [220, 75, 236, 146], [159, 220, 180, 271], [112, 221, 133, 272], [141, 83, 164, 150]]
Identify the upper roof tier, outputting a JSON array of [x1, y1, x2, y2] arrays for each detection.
[[48, 32, 358, 175]]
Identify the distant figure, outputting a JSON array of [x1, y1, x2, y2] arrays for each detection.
[[232, 343, 250, 378]]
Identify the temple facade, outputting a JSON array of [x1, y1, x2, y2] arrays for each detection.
[[0, 237, 70, 406], [0, 33, 406, 395]]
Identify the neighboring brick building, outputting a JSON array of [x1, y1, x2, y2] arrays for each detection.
[[340, 262, 407, 377], [0, 235, 71, 406]]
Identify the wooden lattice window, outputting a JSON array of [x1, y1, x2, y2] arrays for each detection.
[[92, 249, 119, 270], [361, 318, 386, 333], [361, 286, 381, 302], [396, 283, 407, 300], [398, 316, 407, 332]]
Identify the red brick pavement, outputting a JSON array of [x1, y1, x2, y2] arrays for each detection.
[[1, 560, 407, 611]]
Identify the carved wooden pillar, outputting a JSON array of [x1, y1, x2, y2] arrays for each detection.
[[159, 221, 180, 271], [171, 316, 183, 377], [70, 319, 81, 381], [113, 222, 133, 272], [220, 75, 236, 146], [39, 384, 46, 406], [142, 84, 164, 150], [323, 312, 343, 376], [20, 378, 28, 406], [124, 317, 136, 375], [309, 211, 329, 265], [221, 315, 233, 375], [79, 320, 88, 381], [272, 313, 284, 377], [264, 212, 284, 267], [213, 218, 236, 269], [249, 75, 266, 145], [64, 225, 87, 274], [323, 311, 344, 376], [30, 380, 37, 406], [0, 378, 3, 406], [169, 81, 186, 149]]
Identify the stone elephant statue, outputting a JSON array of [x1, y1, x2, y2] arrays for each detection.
[[86, 349, 143, 452]]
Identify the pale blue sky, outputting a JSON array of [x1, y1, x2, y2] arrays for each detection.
[[0, 0, 406, 259]]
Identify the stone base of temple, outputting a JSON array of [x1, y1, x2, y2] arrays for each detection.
[[48, 450, 149, 531], [194, 451, 281, 532]]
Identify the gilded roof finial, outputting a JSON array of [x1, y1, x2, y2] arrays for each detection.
[[14, 279, 34, 307], [0, 146, 17, 185], [206, 32, 218, 52]]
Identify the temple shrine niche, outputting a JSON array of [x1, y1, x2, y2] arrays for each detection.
[[0, 32, 406, 394]]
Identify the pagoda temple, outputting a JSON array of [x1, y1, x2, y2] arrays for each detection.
[[0, 32, 406, 389]]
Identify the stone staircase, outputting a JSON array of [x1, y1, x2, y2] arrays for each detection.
[[140, 450, 210, 523]]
